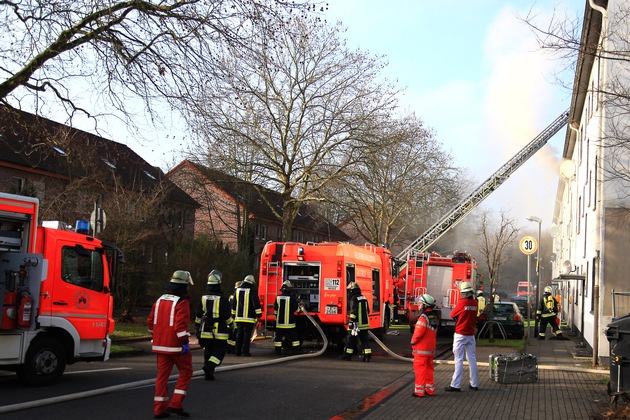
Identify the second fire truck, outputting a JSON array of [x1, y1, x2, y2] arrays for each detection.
[[258, 241, 396, 346]]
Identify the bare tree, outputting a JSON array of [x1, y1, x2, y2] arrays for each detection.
[[476, 209, 521, 300], [321, 113, 463, 247], [185, 15, 399, 240], [0, 0, 313, 137]]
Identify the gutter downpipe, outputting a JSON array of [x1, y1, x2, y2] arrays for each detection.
[[589, 0, 607, 367]]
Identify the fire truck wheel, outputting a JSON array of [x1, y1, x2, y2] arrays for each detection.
[[18, 336, 67, 387]]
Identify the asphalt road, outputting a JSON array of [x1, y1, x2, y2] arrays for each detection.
[[0, 326, 454, 419]]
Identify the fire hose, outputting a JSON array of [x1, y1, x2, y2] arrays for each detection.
[[0, 306, 329, 415]]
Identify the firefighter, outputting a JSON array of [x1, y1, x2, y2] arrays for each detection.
[[342, 282, 372, 362], [195, 269, 233, 380], [445, 281, 479, 392], [536, 286, 565, 340], [226, 281, 242, 354], [273, 280, 302, 355], [232, 274, 262, 357], [476, 290, 486, 316], [411, 294, 439, 398], [147, 270, 194, 419]]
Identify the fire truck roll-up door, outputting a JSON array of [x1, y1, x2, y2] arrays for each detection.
[[427, 265, 455, 317], [284, 263, 321, 313]]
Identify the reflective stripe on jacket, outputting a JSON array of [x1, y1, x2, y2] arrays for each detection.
[[147, 294, 190, 354]]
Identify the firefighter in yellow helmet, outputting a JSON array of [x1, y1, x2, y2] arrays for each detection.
[[536, 286, 565, 340], [476, 290, 486, 316], [342, 282, 372, 362], [273, 280, 302, 355]]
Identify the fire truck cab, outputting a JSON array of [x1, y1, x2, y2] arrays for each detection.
[[0, 193, 121, 386], [259, 241, 395, 346]]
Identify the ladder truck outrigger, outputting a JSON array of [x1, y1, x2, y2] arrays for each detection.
[[0, 193, 122, 386], [395, 111, 569, 330]]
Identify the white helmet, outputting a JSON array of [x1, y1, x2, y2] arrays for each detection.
[[544, 286, 552, 294], [419, 294, 435, 308], [243, 274, 255, 284], [170, 270, 193, 285], [347, 282, 360, 290], [460, 282, 473, 293]]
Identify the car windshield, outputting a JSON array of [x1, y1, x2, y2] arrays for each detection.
[[490, 304, 514, 314]]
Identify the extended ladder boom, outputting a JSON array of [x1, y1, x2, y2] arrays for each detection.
[[396, 110, 569, 261]]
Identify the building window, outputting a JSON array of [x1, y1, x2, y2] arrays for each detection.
[[276, 227, 282, 241], [261, 225, 267, 240], [11, 177, 26, 194]]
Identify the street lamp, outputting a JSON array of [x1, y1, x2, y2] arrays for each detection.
[[527, 216, 542, 337]]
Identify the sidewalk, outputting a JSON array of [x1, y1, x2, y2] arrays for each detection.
[[361, 330, 611, 420]]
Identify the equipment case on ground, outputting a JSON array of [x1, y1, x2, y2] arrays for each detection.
[[489, 353, 538, 384]]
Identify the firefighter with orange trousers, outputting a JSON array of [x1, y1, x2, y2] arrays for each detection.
[[411, 294, 439, 397], [342, 282, 372, 362], [147, 270, 194, 419]]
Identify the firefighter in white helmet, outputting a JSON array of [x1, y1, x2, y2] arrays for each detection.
[[147, 270, 194, 419], [410, 294, 439, 397], [341, 282, 372, 362], [476, 290, 486, 316], [195, 269, 233, 380], [273, 280, 302, 355], [232, 274, 262, 356], [445, 281, 479, 392], [536, 285, 565, 340]]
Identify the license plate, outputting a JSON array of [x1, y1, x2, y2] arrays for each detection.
[[494, 317, 507, 321], [325, 306, 338, 314]]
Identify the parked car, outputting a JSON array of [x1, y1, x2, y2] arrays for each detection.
[[511, 295, 534, 318], [477, 302, 525, 339]]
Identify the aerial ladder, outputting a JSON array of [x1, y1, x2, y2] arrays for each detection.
[[396, 110, 569, 262]]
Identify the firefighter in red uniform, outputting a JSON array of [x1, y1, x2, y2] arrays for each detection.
[[195, 269, 233, 380], [273, 280, 302, 355], [147, 270, 194, 419], [411, 294, 439, 397], [342, 282, 372, 362], [445, 281, 479, 392]]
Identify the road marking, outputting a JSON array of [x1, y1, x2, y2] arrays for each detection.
[[65, 367, 131, 375]]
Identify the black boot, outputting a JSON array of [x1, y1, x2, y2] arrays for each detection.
[[203, 366, 215, 381]]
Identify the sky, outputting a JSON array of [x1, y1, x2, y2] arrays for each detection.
[[316, 0, 585, 235], [90, 0, 585, 235]]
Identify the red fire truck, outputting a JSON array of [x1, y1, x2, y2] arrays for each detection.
[[396, 251, 477, 330], [258, 241, 396, 346], [0, 193, 122, 386]]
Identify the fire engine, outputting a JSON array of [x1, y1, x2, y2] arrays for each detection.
[[0, 193, 121, 386], [258, 241, 395, 346], [395, 251, 477, 330]]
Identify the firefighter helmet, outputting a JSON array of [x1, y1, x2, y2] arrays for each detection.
[[460, 282, 473, 293], [419, 294, 435, 308], [243, 274, 255, 284], [281, 280, 292, 291], [234, 281, 242, 288], [347, 282, 360, 290], [207, 273, 221, 285], [544, 286, 552, 294], [477, 290, 483, 296], [170, 270, 193, 285], [209, 269, 222, 281]]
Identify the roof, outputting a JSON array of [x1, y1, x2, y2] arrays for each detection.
[[170, 160, 349, 239], [0, 106, 198, 207]]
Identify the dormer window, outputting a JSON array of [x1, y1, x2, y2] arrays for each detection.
[[101, 158, 116, 169], [53, 146, 67, 156]]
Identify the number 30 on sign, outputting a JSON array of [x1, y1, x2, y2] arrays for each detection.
[[519, 236, 538, 255]]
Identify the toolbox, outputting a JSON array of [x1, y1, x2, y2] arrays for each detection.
[[489, 353, 538, 384]]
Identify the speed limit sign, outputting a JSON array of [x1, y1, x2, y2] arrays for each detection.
[[519, 236, 538, 255]]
